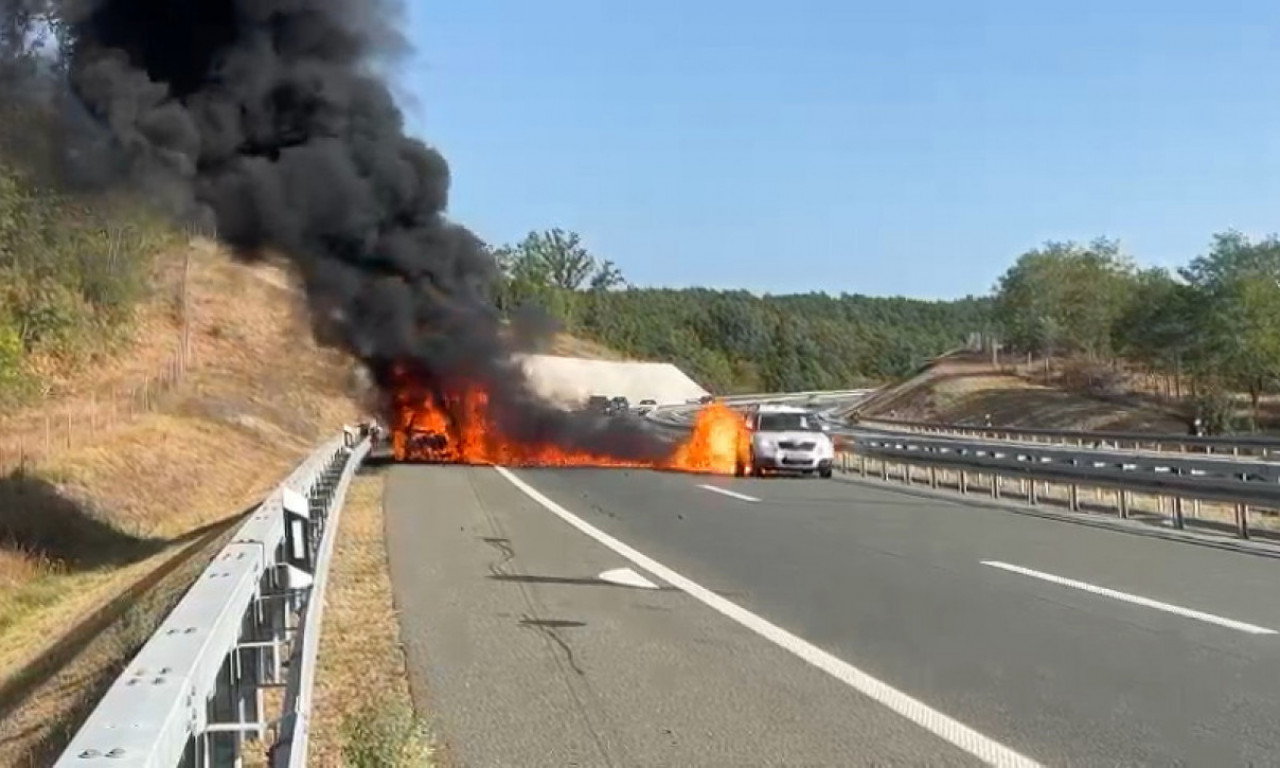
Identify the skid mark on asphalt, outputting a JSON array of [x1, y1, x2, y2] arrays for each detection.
[[520, 615, 587, 675], [481, 536, 515, 579], [497, 466, 1043, 768], [469, 473, 620, 765], [982, 561, 1278, 636]]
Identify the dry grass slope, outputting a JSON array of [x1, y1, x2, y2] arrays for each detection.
[[863, 353, 1186, 432], [0, 236, 365, 762], [549, 332, 628, 361], [898, 372, 1186, 432]]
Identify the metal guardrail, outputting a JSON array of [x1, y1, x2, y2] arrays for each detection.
[[714, 388, 876, 404], [55, 432, 370, 767], [858, 418, 1280, 458], [838, 432, 1280, 539], [642, 390, 877, 435]]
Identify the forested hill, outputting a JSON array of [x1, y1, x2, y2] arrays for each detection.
[[492, 230, 991, 393], [573, 289, 990, 393]]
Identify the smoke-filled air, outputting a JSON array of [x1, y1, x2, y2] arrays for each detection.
[[0, 0, 748, 471]]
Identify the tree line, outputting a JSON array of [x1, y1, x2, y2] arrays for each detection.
[[993, 232, 1280, 429], [489, 229, 990, 393], [491, 226, 1280, 423]]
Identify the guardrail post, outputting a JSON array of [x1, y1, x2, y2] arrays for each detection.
[[1067, 484, 1078, 511], [928, 466, 938, 488], [881, 460, 889, 481], [901, 463, 911, 485], [959, 469, 968, 494], [1172, 497, 1185, 529], [991, 473, 1000, 499], [1026, 478, 1037, 505], [1118, 490, 1130, 519], [1236, 504, 1250, 539], [859, 455, 867, 476]]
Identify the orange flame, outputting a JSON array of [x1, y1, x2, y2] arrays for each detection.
[[660, 402, 753, 474], [389, 370, 750, 474]]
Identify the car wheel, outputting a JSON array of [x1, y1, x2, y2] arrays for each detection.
[[819, 467, 833, 479], [750, 463, 764, 478], [734, 459, 745, 478]]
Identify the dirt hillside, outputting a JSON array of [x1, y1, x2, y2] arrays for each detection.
[[860, 352, 1187, 432]]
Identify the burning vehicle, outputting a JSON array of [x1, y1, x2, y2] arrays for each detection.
[[385, 364, 751, 474]]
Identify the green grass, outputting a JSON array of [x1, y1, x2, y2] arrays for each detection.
[[340, 700, 434, 768], [0, 154, 178, 405]]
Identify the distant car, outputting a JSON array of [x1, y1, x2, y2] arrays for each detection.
[[605, 396, 630, 416], [736, 405, 833, 479], [634, 398, 658, 416], [586, 395, 610, 413]]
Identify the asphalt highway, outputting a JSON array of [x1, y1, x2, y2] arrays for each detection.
[[385, 463, 1280, 767]]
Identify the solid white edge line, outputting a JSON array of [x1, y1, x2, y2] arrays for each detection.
[[494, 466, 1042, 768], [696, 483, 761, 503], [981, 561, 1278, 636]]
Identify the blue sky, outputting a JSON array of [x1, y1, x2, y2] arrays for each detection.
[[395, 0, 1280, 300]]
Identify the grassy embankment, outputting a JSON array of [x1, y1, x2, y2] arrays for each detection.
[[0, 153, 369, 760]]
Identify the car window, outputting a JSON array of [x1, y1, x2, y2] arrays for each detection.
[[757, 413, 819, 432]]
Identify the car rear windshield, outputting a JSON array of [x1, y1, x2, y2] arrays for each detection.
[[757, 413, 819, 432]]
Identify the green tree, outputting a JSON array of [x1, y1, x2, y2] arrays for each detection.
[[1112, 267, 1197, 395], [1178, 232, 1280, 422], [994, 239, 1134, 358], [517, 229, 596, 290]]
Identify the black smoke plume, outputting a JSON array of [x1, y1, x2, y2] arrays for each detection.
[[3, 0, 670, 460]]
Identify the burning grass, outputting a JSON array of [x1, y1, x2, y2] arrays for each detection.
[[390, 370, 750, 475]]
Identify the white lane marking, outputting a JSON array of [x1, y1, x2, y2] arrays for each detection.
[[697, 484, 761, 503], [981, 561, 1277, 636], [495, 466, 1041, 768], [598, 567, 660, 589]]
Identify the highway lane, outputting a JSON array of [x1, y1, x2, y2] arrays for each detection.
[[385, 464, 983, 767], [482, 467, 1280, 766]]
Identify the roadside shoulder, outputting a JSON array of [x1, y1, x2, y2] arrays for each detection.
[[309, 468, 436, 766]]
